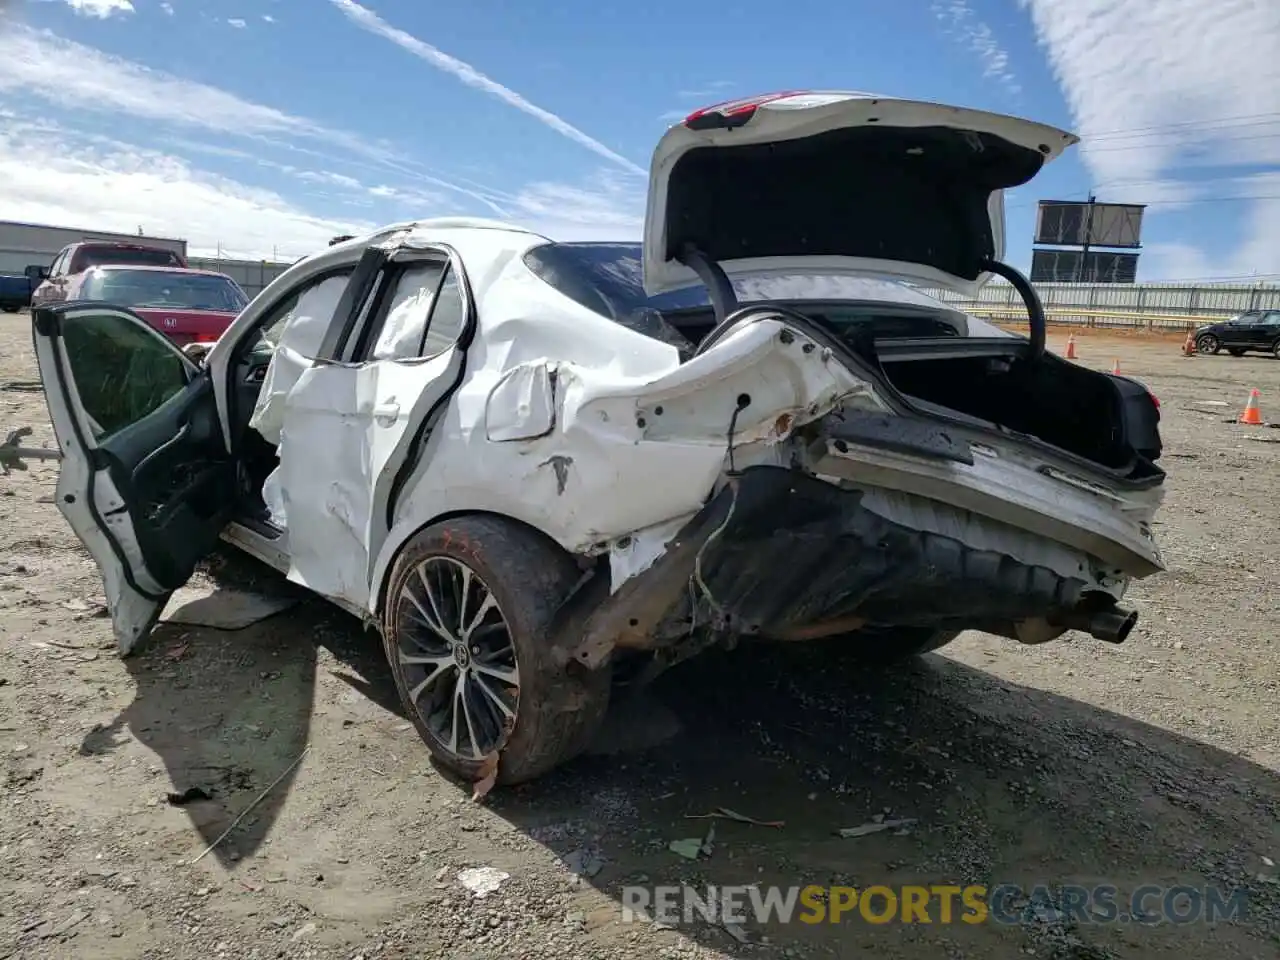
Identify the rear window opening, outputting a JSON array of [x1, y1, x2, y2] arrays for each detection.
[[81, 269, 248, 313], [521, 241, 968, 356], [71, 246, 185, 272]]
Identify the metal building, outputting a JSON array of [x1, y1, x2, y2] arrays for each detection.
[[0, 219, 188, 275]]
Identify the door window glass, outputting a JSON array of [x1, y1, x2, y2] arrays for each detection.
[[369, 261, 447, 360], [258, 272, 353, 353], [421, 266, 467, 358], [60, 311, 189, 440], [247, 270, 355, 446]]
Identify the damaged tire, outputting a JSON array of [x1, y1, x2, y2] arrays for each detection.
[[382, 515, 610, 787]]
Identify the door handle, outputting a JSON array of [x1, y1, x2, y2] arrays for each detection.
[[132, 422, 191, 481], [373, 402, 400, 425]]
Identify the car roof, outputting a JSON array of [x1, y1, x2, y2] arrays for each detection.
[[69, 241, 182, 252], [81, 264, 234, 280]]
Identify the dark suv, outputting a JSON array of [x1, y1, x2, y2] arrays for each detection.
[[1194, 311, 1280, 358]]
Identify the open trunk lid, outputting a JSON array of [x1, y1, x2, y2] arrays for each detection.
[[642, 92, 1078, 298]]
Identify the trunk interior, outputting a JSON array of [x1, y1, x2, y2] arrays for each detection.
[[661, 304, 1163, 482], [876, 350, 1160, 477]]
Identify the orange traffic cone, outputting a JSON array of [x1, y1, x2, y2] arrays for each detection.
[[1065, 334, 1077, 359], [1111, 358, 1121, 375], [1239, 389, 1264, 425], [1182, 331, 1196, 357]]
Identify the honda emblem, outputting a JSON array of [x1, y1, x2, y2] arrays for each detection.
[[163, 317, 178, 329]]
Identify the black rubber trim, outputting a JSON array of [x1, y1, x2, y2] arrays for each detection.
[[383, 244, 479, 531], [828, 411, 974, 465], [979, 258, 1045, 361], [320, 246, 390, 361]]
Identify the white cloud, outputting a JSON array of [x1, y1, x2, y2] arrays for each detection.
[[327, 0, 646, 177], [0, 25, 319, 141], [56, 0, 135, 18], [160, 2, 173, 14], [0, 22, 645, 259], [1018, 0, 1280, 278], [227, 18, 246, 29], [0, 22, 467, 188], [505, 170, 644, 242], [675, 81, 735, 99], [932, 0, 1021, 96], [263, 14, 275, 23], [0, 116, 645, 257], [0, 115, 373, 259]]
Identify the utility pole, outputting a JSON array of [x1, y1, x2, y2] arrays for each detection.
[[1077, 194, 1097, 283]]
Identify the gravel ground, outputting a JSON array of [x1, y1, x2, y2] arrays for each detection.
[[2, 313, 1278, 960]]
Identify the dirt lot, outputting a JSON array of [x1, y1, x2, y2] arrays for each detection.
[[2, 313, 1279, 960]]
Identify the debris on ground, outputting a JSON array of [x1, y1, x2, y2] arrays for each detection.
[[561, 848, 604, 878], [189, 748, 309, 864], [166, 786, 213, 806], [458, 866, 510, 898], [836, 816, 917, 838], [472, 751, 499, 801], [685, 805, 785, 827], [160, 583, 298, 630], [0, 425, 61, 475], [668, 838, 703, 860]]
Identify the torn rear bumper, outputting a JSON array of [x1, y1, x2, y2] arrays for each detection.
[[568, 464, 1139, 669]]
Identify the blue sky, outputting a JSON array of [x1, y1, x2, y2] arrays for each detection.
[[1, 0, 1276, 281]]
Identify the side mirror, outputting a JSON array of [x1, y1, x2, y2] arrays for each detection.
[[24, 265, 48, 281], [181, 341, 213, 365]]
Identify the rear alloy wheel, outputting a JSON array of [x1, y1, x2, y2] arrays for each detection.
[[1196, 334, 1221, 355], [1272, 340, 1280, 359], [383, 515, 609, 786]]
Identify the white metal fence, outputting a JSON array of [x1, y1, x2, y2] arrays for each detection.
[[183, 263, 1280, 330], [918, 280, 1280, 329], [188, 257, 292, 299]]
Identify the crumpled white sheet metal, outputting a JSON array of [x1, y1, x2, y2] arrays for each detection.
[[390, 311, 882, 594], [239, 224, 943, 618]]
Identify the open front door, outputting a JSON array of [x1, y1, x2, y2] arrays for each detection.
[[32, 303, 238, 654]]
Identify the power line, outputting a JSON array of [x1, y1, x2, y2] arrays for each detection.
[[1083, 129, 1280, 153], [1077, 111, 1280, 140], [1006, 192, 1280, 211]]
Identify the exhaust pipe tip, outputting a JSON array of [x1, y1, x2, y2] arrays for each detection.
[[1087, 606, 1138, 644], [1047, 602, 1139, 645]]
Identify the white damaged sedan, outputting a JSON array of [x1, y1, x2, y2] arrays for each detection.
[[31, 92, 1165, 785]]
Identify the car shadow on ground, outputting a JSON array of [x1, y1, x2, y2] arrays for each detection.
[[79, 557, 1280, 956], [485, 642, 1280, 957], [73, 551, 399, 869]]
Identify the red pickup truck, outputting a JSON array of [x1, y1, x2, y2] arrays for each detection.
[[28, 241, 188, 308]]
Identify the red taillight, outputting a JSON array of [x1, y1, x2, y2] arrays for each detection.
[[684, 91, 802, 130], [1148, 390, 1160, 408]]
